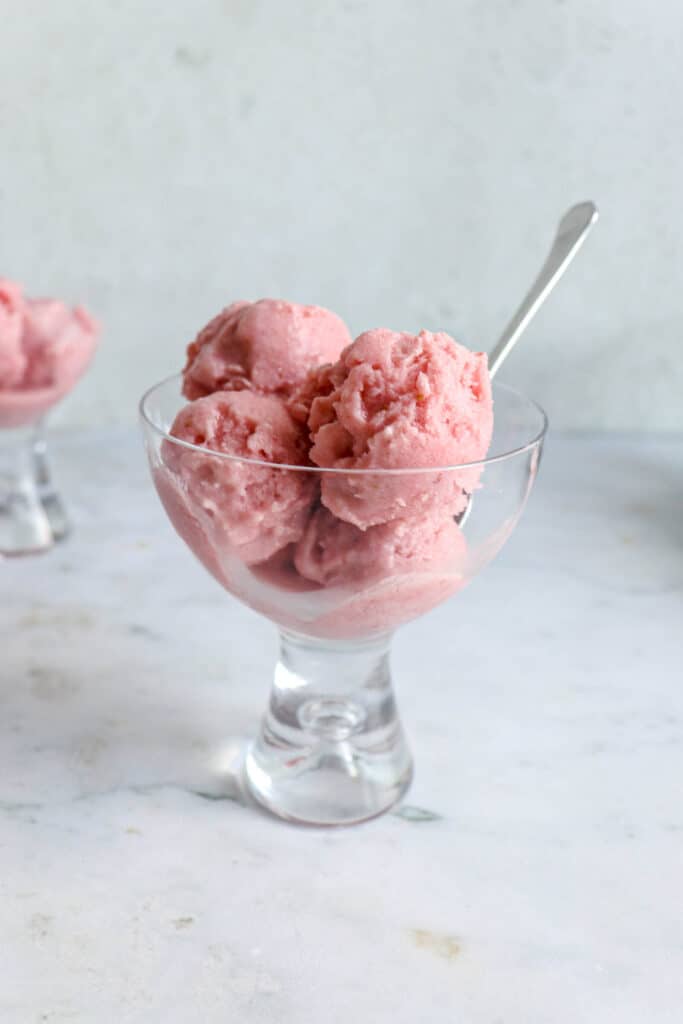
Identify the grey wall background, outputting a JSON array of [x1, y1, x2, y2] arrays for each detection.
[[1, 0, 681, 431]]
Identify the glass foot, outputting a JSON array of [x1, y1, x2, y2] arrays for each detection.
[[245, 630, 413, 826]]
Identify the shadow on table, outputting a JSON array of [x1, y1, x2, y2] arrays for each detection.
[[0, 645, 269, 818]]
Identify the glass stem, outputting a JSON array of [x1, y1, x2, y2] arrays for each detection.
[[0, 422, 53, 556], [245, 629, 413, 826], [32, 419, 70, 541]]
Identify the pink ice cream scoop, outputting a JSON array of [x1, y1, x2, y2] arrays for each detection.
[[0, 278, 99, 429], [21, 299, 99, 390], [182, 298, 352, 402], [306, 328, 493, 529], [164, 389, 316, 565], [294, 505, 466, 587], [293, 506, 468, 637]]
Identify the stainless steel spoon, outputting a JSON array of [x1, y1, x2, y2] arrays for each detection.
[[488, 200, 598, 379], [457, 200, 599, 524]]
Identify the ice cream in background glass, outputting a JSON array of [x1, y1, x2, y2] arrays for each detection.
[[140, 298, 547, 825], [0, 278, 99, 556]]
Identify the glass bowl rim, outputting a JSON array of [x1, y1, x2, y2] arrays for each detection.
[[139, 374, 548, 476]]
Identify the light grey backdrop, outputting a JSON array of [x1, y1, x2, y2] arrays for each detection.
[[1, 0, 681, 430]]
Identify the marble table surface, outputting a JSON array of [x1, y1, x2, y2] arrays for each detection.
[[1, 430, 682, 1023]]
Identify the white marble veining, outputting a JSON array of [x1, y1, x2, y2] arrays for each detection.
[[1, 431, 682, 1022]]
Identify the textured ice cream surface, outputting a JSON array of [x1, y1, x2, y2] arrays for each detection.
[[306, 328, 493, 528], [165, 390, 316, 564], [21, 299, 99, 389], [288, 361, 337, 424], [0, 278, 99, 428], [294, 505, 466, 587], [182, 298, 352, 401]]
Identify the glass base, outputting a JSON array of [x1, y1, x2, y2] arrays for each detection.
[[245, 630, 413, 826], [0, 422, 69, 556]]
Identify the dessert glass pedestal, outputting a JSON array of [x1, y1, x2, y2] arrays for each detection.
[[0, 412, 68, 557], [141, 375, 547, 826]]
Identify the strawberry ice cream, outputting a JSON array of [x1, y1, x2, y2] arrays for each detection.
[[0, 278, 99, 429], [146, 299, 496, 639], [21, 298, 99, 389], [308, 567, 468, 638], [183, 299, 352, 401], [305, 328, 493, 529], [165, 389, 316, 565], [294, 505, 466, 587], [222, 538, 469, 639]]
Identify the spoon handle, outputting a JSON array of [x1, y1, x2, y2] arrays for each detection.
[[487, 201, 599, 379]]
